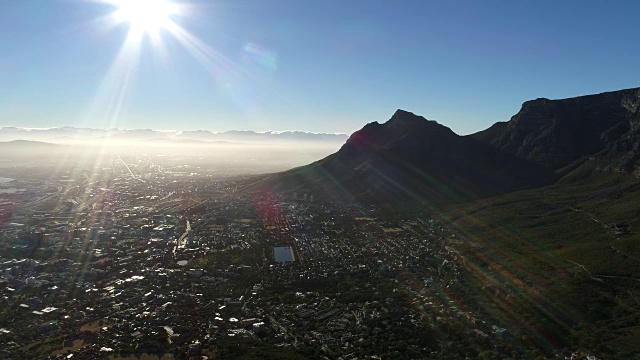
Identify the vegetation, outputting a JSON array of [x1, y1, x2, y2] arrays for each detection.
[[437, 173, 640, 357]]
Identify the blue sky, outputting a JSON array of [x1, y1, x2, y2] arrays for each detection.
[[0, 0, 639, 135]]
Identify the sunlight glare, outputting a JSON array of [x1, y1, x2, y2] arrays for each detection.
[[110, 0, 179, 33]]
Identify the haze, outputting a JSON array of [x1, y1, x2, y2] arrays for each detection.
[[0, 128, 347, 177]]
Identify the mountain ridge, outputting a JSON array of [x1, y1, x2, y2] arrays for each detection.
[[264, 109, 555, 206], [0, 126, 349, 144], [264, 87, 640, 206]]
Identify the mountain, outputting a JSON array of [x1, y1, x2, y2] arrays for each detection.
[[176, 130, 348, 144], [106, 129, 171, 141], [442, 89, 640, 357], [263, 87, 640, 207], [0, 140, 76, 164], [143, 138, 237, 145], [0, 127, 348, 145], [471, 87, 640, 174], [0, 140, 61, 153], [264, 110, 555, 206], [258, 89, 640, 358]]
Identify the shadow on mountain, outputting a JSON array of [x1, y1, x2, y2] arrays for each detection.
[[263, 110, 556, 208]]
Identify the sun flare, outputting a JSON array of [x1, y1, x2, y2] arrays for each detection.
[[89, 0, 255, 130], [109, 0, 179, 33]]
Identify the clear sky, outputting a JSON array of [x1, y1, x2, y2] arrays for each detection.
[[1, 0, 639, 135]]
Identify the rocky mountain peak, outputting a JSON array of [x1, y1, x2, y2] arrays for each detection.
[[386, 109, 449, 133], [387, 109, 426, 125], [344, 109, 456, 151], [474, 87, 640, 170]]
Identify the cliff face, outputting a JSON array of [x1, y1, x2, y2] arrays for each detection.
[[472, 88, 640, 171], [592, 113, 640, 175]]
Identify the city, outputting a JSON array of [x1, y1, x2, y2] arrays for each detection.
[[0, 151, 519, 359]]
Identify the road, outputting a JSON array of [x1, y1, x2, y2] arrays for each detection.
[[174, 219, 191, 257], [115, 153, 146, 183]]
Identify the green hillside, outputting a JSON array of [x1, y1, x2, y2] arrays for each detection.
[[438, 174, 640, 357]]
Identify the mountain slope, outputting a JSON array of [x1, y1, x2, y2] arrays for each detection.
[[436, 174, 640, 358], [265, 110, 555, 206]]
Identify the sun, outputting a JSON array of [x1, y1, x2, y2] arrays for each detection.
[[88, 0, 251, 131], [109, 0, 180, 34]]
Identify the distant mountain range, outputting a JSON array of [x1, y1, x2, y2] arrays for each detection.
[[264, 87, 640, 205], [0, 127, 348, 145]]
